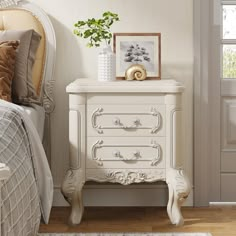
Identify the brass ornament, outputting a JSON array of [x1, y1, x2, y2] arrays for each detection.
[[125, 64, 147, 81]]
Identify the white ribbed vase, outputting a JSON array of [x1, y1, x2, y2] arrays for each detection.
[[98, 45, 115, 81]]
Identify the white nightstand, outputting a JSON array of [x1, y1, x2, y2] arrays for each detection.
[[62, 78, 190, 226]]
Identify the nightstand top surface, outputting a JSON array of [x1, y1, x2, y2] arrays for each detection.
[[66, 78, 184, 93]]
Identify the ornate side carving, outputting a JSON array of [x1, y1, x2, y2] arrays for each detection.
[[91, 108, 104, 134], [91, 107, 162, 134], [61, 168, 85, 225], [166, 168, 191, 226], [91, 140, 104, 166], [150, 107, 162, 133], [106, 171, 147, 185], [86, 169, 165, 185], [91, 140, 162, 167], [169, 108, 181, 167], [150, 140, 162, 166], [43, 80, 55, 114]]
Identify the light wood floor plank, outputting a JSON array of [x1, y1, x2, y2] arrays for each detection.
[[39, 207, 236, 235]]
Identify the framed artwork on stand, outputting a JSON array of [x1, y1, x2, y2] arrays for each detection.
[[113, 33, 161, 80]]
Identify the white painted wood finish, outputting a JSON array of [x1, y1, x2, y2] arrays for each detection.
[[222, 98, 236, 149], [87, 105, 166, 136], [194, 0, 222, 205], [194, 0, 236, 204], [216, 0, 236, 202], [66, 79, 184, 93], [87, 137, 166, 169], [221, 96, 236, 200], [62, 78, 190, 226]]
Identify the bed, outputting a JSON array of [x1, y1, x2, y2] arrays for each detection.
[[0, 0, 56, 235], [21, 104, 45, 141]]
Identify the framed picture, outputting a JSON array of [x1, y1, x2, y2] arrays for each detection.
[[113, 33, 161, 80]]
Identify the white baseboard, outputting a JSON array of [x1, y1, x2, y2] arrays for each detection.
[[210, 202, 236, 206], [53, 183, 193, 207]]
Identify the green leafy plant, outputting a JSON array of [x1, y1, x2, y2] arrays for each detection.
[[74, 11, 119, 48]]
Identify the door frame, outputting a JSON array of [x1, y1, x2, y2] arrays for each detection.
[[194, 0, 221, 206]]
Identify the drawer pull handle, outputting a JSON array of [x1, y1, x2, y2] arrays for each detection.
[[113, 150, 141, 161], [113, 117, 141, 129]]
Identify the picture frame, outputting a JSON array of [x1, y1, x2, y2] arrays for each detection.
[[113, 33, 161, 80]]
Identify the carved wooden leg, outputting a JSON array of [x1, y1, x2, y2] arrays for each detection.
[[61, 169, 85, 225], [166, 168, 191, 226]]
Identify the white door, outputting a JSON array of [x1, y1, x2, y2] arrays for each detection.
[[194, 0, 236, 205], [220, 1, 236, 201]]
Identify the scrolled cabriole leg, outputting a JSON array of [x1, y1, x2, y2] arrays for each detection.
[[61, 169, 85, 225], [166, 168, 191, 226]]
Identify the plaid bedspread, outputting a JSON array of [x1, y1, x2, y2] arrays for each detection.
[[0, 105, 41, 236]]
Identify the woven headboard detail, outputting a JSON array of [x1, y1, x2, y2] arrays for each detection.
[[0, 8, 46, 96]]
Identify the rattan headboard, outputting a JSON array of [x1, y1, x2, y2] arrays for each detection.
[[1, 1, 57, 164], [0, 8, 46, 96], [0, 1, 56, 111]]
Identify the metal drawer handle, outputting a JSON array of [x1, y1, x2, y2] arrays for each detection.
[[113, 150, 141, 160], [113, 117, 141, 129]]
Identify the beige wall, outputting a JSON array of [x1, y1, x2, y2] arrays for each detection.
[[30, 0, 193, 205]]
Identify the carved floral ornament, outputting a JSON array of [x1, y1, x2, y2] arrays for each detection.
[[106, 170, 165, 185], [0, 0, 21, 8]]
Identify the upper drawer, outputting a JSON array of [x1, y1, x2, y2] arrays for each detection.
[[87, 105, 165, 136]]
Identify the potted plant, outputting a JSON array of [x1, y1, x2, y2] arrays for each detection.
[[74, 11, 119, 81]]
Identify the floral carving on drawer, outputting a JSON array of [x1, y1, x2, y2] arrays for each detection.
[[91, 139, 162, 167], [91, 107, 162, 134]]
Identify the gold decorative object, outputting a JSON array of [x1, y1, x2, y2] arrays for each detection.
[[125, 64, 147, 81]]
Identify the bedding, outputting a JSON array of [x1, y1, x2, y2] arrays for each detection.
[[0, 29, 41, 104], [0, 99, 53, 235], [0, 41, 19, 102], [20, 104, 45, 141]]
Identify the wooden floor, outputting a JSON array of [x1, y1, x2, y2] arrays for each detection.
[[39, 207, 236, 236]]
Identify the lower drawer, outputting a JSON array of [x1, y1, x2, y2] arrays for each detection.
[[86, 137, 165, 169], [86, 168, 166, 185]]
